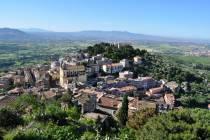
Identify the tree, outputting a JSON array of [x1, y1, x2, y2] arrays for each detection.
[[59, 90, 73, 105], [117, 94, 128, 126], [127, 108, 157, 133], [0, 108, 23, 128], [0, 128, 4, 140], [136, 109, 210, 140], [35, 101, 67, 125], [11, 93, 42, 114], [80, 131, 96, 140]]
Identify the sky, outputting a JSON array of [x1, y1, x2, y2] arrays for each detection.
[[0, 0, 210, 39]]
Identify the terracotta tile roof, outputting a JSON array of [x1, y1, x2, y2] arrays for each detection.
[[8, 88, 24, 94], [76, 93, 96, 105], [118, 86, 137, 92], [0, 95, 17, 108], [139, 77, 153, 82], [98, 96, 121, 110], [77, 88, 104, 100], [0, 84, 6, 88], [146, 85, 164, 96], [42, 91, 56, 100]]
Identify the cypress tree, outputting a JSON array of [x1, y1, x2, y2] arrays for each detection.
[[117, 94, 128, 126]]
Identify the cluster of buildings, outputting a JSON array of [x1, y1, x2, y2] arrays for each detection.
[[0, 51, 178, 123], [185, 49, 210, 57]]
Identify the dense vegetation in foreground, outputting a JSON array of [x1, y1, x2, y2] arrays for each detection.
[[0, 42, 210, 139], [0, 94, 210, 140]]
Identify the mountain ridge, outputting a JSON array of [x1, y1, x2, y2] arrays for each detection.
[[0, 27, 209, 44]]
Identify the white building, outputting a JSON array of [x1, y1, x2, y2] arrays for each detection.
[[102, 63, 123, 74], [120, 59, 130, 68], [119, 71, 133, 79], [133, 56, 143, 64], [51, 61, 60, 70]]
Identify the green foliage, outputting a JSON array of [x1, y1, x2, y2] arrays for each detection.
[[58, 90, 73, 105], [66, 106, 80, 120], [44, 124, 81, 140], [84, 42, 148, 62], [0, 41, 87, 70], [144, 54, 203, 83], [0, 128, 4, 140], [80, 131, 96, 140], [11, 93, 42, 114], [117, 94, 128, 126], [79, 118, 96, 128], [178, 82, 210, 108], [1, 42, 210, 139], [12, 131, 48, 140], [6, 124, 81, 140], [136, 109, 210, 140], [181, 94, 209, 108], [116, 128, 135, 140], [127, 108, 157, 133], [35, 101, 67, 125], [84, 43, 204, 84], [0, 108, 23, 129]]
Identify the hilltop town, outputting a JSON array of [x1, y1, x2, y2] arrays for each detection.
[[1, 42, 210, 139], [0, 43, 181, 116]]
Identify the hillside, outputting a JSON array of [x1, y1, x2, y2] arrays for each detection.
[[0, 28, 31, 40]]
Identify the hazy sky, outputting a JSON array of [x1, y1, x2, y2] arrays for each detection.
[[0, 0, 210, 39]]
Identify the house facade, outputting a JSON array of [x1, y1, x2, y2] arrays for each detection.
[[60, 62, 87, 89], [102, 63, 123, 74]]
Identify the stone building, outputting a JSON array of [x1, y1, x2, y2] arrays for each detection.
[[75, 93, 97, 114], [24, 69, 35, 87], [60, 62, 87, 89], [13, 75, 25, 86]]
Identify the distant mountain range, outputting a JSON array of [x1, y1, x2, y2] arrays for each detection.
[[0, 28, 30, 40], [19, 28, 51, 33], [0, 27, 209, 44]]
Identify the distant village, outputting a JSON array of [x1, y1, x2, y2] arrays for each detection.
[[0, 45, 182, 121], [185, 49, 210, 57]]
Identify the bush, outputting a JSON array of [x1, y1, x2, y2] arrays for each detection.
[[0, 108, 23, 129], [136, 109, 210, 140]]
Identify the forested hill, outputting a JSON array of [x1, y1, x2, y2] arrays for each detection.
[[84, 42, 204, 84], [84, 43, 210, 109]]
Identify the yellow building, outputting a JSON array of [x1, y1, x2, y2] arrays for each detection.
[[49, 70, 60, 81], [60, 63, 87, 88]]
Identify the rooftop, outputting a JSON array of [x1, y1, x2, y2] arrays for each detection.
[[0, 95, 17, 109], [83, 112, 108, 123], [98, 95, 121, 110]]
